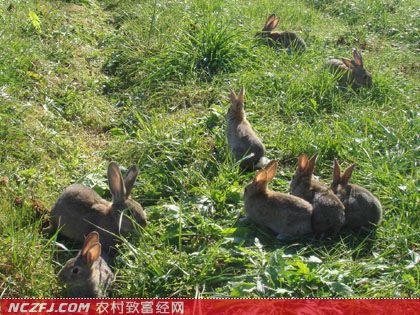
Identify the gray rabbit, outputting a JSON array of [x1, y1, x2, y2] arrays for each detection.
[[58, 231, 114, 297], [290, 154, 345, 235], [327, 48, 372, 89], [331, 159, 382, 229], [256, 14, 306, 52], [48, 162, 147, 254], [244, 160, 313, 239], [226, 87, 268, 171]]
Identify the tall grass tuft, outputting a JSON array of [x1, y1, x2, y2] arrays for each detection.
[[145, 18, 250, 83], [179, 18, 249, 80]]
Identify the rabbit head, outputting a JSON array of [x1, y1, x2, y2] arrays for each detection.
[[58, 231, 114, 297], [331, 159, 356, 194], [289, 154, 318, 200], [227, 87, 246, 122], [244, 160, 278, 197], [341, 48, 372, 88], [108, 162, 148, 232], [256, 14, 279, 38]]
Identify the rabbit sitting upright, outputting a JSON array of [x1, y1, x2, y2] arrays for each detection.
[[331, 159, 382, 229], [244, 160, 313, 239], [256, 14, 306, 52], [58, 231, 114, 297], [48, 162, 147, 254], [327, 48, 372, 89], [226, 87, 268, 171], [290, 154, 345, 236]]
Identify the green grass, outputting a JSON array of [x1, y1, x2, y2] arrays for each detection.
[[0, 0, 418, 298]]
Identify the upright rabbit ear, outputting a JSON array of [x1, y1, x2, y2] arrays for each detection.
[[298, 154, 308, 172], [341, 164, 356, 186], [82, 243, 101, 267], [306, 154, 318, 174], [82, 231, 99, 257], [341, 58, 353, 69], [264, 14, 276, 30], [332, 159, 341, 185], [124, 165, 139, 198], [237, 86, 245, 104], [229, 89, 237, 104], [265, 160, 278, 182], [108, 162, 126, 204], [352, 48, 363, 66], [269, 16, 279, 30], [254, 169, 268, 191]]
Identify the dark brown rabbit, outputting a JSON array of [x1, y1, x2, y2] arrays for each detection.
[[256, 14, 306, 51], [327, 48, 372, 89], [58, 231, 114, 297], [290, 154, 345, 235], [48, 162, 147, 254], [244, 160, 313, 239], [226, 87, 268, 171], [331, 159, 382, 229]]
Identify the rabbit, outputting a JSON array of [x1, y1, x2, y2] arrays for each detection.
[[244, 160, 313, 238], [256, 14, 307, 52], [290, 154, 345, 235], [58, 231, 114, 297], [47, 162, 147, 254], [326, 48, 372, 89], [226, 87, 269, 171], [331, 159, 382, 229]]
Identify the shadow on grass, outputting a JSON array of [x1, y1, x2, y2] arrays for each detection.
[[233, 216, 379, 258]]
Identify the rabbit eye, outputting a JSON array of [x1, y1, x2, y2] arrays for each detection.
[[72, 267, 79, 274]]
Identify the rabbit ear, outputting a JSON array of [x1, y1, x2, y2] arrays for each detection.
[[265, 160, 278, 182], [254, 169, 268, 191], [108, 162, 126, 204], [269, 16, 279, 30], [237, 87, 245, 104], [82, 243, 101, 267], [264, 14, 276, 30], [229, 89, 237, 103], [341, 164, 356, 186], [341, 58, 353, 69], [306, 154, 318, 174], [298, 154, 308, 172], [124, 165, 139, 198], [81, 231, 100, 257], [352, 48, 363, 66], [332, 159, 341, 185]]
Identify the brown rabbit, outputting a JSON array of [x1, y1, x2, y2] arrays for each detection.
[[48, 162, 147, 254], [226, 87, 268, 171], [244, 160, 313, 238], [327, 48, 372, 89], [331, 159, 382, 229], [290, 154, 345, 235], [256, 14, 307, 52], [58, 231, 114, 297]]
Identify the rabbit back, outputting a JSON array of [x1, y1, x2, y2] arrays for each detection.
[[339, 184, 382, 229], [327, 59, 353, 86], [50, 184, 117, 246], [245, 191, 313, 236], [311, 190, 346, 235], [327, 59, 348, 71], [227, 120, 266, 170], [269, 32, 306, 51]]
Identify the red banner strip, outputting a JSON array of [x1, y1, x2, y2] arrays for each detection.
[[1, 298, 419, 315]]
